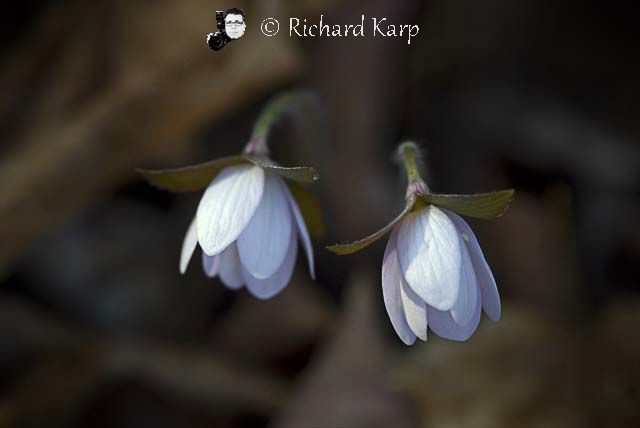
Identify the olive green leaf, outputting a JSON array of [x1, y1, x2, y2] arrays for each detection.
[[288, 183, 325, 239], [136, 156, 249, 193], [246, 157, 319, 184], [326, 201, 416, 255], [418, 189, 515, 219], [138, 91, 322, 192], [138, 155, 319, 192]]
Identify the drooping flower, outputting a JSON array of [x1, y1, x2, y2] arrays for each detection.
[[139, 91, 322, 299], [328, 142, 514, 344], [178, 161, 314, 299]]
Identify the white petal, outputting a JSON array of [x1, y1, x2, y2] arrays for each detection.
[[382, 228, 416, 345], [450, 235, 479, 326], [179, 218, 198, 274], [218, 243, 244, 289], [196, 165, 265, 256], [242, 228, 298, 300], [447, 211, 501, 321], [286, 185, 315, 280], [427, 290, 481, 341], [201, 253, 220, 278], [397, 205, 461, 311], [401, 280, 428, 341], [237, 174, 292, 279]]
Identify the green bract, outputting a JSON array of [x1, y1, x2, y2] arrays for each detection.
[[137, 90, 324, 239], [327, 189, 513, 255], [327, 203, 415, 255], [136, 155, 247, 193], [136, 155, 318, 193], [417, 190, 515, 220], [328, 142, 514, 256]]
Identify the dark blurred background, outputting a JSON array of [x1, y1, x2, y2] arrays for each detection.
[[1, 0, 638, 427]]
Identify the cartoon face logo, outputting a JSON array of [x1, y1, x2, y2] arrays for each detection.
[[224, 9, 246, 40], [207, 8, 246, 51]]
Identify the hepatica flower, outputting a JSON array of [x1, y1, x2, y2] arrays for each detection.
[[138, 92, 322, 299], [328, 143, 514, 344]]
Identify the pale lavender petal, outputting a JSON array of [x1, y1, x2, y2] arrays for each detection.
[[218, 243, 244, 290], [427, 290, 481, 341], [450, 235, 479, 326], [237, 174, 292, 279], [285, 184, 315, 280], [382, 228, 416, 345], [196, 165, 265, 256], [201, 253, 220, 278], [400, 280, 428, 341], [179, 218, 198, 274], [242, 228, 298, 300], [446, 211, 501, 321], [397, 206, 461, 311]]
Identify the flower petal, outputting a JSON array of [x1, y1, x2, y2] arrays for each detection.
[[286, 184, 316, 280], [179, 218, 198, 274], [218, 244, 244, 290], [427, 290, 481, 341], [401, 280, 428, 341], [237, 174, 293, 279], [196, 165, 265, 256], [382, 228, 417, 346], [450, 235, 479, 326], [201, 253, 220, 278], [242, 228, 298, 300], [447, 211, 501, 321], [397, 205, 462, 311]]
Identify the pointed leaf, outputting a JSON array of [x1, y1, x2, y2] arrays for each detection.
[[287, 183, 325, 240], [136, 155, 249, 193], [327, 201, 415, 255], [418, 189, 515, 220], [246, 157, 319, 184]]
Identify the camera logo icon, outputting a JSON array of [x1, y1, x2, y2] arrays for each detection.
[[207, 8, 246, 52]]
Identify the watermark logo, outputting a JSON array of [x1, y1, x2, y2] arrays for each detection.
[[206, 8, 246, 52], [261, 17, 280, 36], [268, 15, 419, 45], [205, 8, 420, 50], [288, 15, 419, 44]]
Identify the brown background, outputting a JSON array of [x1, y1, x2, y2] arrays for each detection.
[[0, 0, 638, 427]]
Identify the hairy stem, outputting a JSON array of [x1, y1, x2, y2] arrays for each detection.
[[245, 91, 317, 157]]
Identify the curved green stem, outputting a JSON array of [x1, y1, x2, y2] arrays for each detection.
[[245, 91, 318, 157], [252, 92, 311, 139], [398, 142, 423, 183]]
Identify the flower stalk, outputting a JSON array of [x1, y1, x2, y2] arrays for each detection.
[[246, 92, 316, 157], [398, 142, 422, 183], [398, 142, 429, 200]]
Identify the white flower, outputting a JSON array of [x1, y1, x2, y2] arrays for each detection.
[[327, 142, 512, 345], [382, 205, 500, 344], [179, 164, 315, 299]]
